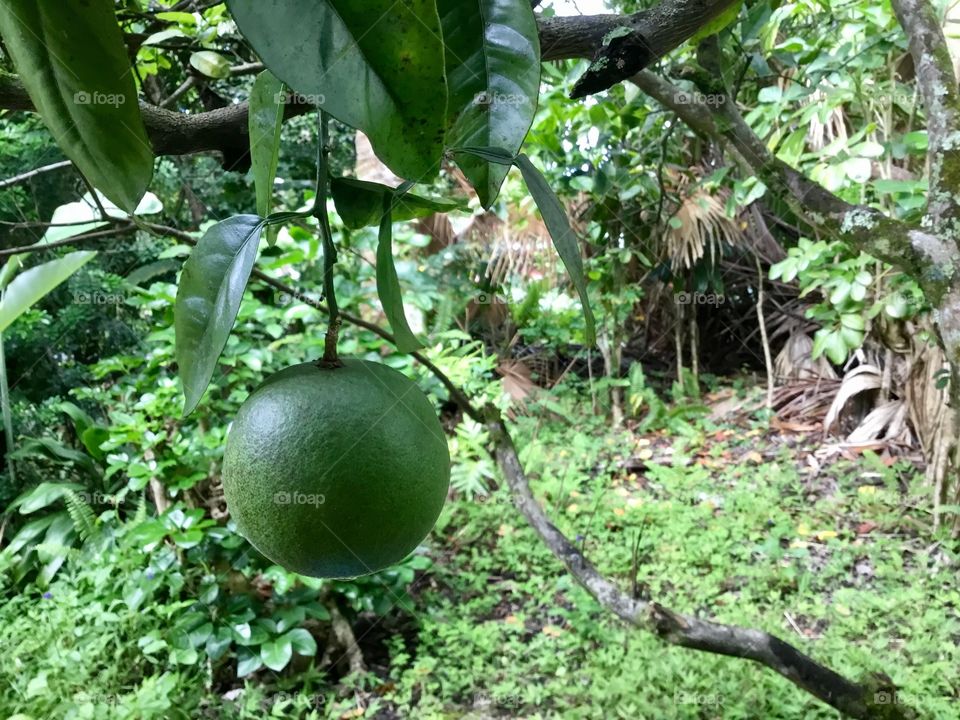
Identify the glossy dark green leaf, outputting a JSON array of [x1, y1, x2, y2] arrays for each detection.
[[331, 178, 461, 230], [515, 154, 596, 344], [175, 215, 266, 416], [439, 0, 541, 207], [249, 71, 285, 227], [226, 0, 448, 181], [376, 198, 423, 353], [0, 0, 153, 212], [260, 637, 293, 671]]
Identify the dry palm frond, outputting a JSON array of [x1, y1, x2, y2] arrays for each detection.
[[459, 206, 557, 286], [774, 328, 838, 382], [823, 364, 882, 435], [772, 377, 841, 424], [807, 88, 848, 151], [666, 187, 743, 271], [847, 400, 911, 444]]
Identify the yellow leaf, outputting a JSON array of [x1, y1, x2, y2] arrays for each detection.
[[858, 486, 877, 496], [815, 530, 838, 541], [542, 625, 563, 637], [797, 523, 811, 537]]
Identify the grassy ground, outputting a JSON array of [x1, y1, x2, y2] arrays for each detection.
[[339, 390, 960, 719]]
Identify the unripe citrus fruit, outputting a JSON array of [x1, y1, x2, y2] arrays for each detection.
[[222, 359, 450, 578]]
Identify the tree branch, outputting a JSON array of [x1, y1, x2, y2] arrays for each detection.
[[0, 0, 737, 167], [539, 0, 740, 98], [488, 416, 912, 719], [890, 0, 960, 245], [629, 66, 957, 302], [0, 72, 312, 172]]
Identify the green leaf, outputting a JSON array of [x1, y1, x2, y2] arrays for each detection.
[[514, 154, 596, 344], [331, 178, 461, 230], [236, 648, 263, 677], [439, 0, 541, 207], [376, 198, 424, 354], [10, 482, 83, 515], [249, 70, 285, 240], [1, 515, 55, 555], [284, 628, 318, 656], [226, 0, 448, 181], [690, 0, 743, 43], [189, 50, 231, 79], [0, 252, 97, 334], [0, 0, 153, 212], [175, 215, 266, 416], [260, 637, 293, 671]]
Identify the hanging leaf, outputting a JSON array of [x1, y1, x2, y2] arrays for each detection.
[[189, 50, 232, 79], [514, 154, 596, 344], [0, 0, 153, 212], [249, 71, 286, 244], [175, 215, 267, 416], [331, 178, 462, 230], [439, 0, 541, 207], [226, 0, 448, 181], [0, 251, 97, 334], [376, 197, 423, 353]]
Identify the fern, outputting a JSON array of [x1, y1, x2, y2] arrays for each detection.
[[63, 489, 97, 542], [133, 494, 147, 524]]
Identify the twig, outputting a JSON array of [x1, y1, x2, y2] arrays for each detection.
[[0, 160, 72, 190], [756, 254, 775, 409]]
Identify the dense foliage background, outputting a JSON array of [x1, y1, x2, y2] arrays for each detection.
[[0, 0, 958, 718]]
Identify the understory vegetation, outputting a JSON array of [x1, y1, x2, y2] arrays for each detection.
[[2, 0, 960, 718]]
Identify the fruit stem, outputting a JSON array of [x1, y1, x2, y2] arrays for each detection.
[[314, 110, 342, 367]]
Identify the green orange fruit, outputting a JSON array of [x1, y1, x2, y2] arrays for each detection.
[[222, 359, 450, 578]]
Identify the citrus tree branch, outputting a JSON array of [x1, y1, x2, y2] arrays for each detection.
[[0, 0, 739, 167]]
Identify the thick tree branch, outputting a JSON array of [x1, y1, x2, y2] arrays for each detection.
[[0, 72, 312, 172], [0, 0, 735, 167], [538, 0, 740, 97], [891, 0, 960, 242]]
